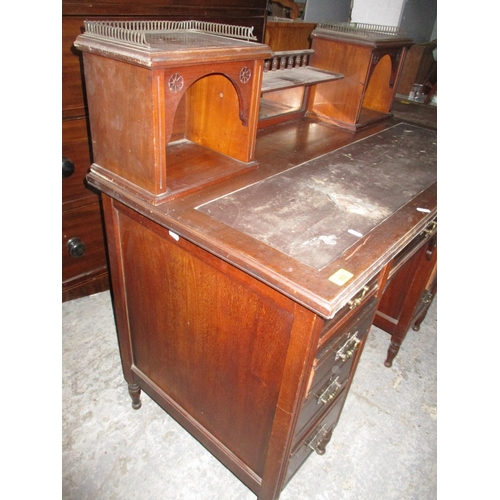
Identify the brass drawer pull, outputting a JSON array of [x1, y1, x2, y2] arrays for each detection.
[[307, 425, 329, 455], [317, 376, 341, 405], [421, 289, 434, 305], [421, 220, 437, 238], [335, 331, 361, 362], [347, 285, 369, 310]]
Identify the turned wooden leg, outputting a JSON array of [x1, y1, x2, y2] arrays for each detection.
[[128, 383, 142, 410], [412, 313, 426, 332], [384, 341, 400, 368]]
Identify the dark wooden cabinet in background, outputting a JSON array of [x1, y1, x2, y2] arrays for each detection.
[[264, 20, 317, 51], [62, 0, 268, 301], [62, 13, 109, 301]]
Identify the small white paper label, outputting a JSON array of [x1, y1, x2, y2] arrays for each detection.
[[348, 229, 363, 238], [168, 230, 180, 241]]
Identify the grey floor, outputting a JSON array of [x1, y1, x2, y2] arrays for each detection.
[[62, 291, 437, 500]]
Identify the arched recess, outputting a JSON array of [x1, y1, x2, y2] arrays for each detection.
[[362, 54, 394, 113], [167, 72, 254, 162]]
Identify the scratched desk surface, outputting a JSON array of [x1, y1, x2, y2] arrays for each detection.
[[198, 123, 437, 271]]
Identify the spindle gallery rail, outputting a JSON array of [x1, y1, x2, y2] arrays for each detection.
[[316, 22, 402, 37], [82, 20, 257, 46], [259, 48, 343, 126], [264, 50, 314, 72]]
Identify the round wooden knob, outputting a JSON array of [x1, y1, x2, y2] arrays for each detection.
[[67, 237, 86, 258], [62, 156, 75, 178]]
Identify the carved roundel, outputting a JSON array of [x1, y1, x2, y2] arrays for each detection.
[[168, 73, 184, 93], [372, 53, 380, 65], [239, 66, 252, 84]]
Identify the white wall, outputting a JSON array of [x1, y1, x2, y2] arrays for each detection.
[[351, 0, 405, 27]]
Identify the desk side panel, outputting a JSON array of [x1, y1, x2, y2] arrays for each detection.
[[105, 198, 320, 487]]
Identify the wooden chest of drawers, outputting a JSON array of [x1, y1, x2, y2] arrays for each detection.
[[62, 111, 109, 300]]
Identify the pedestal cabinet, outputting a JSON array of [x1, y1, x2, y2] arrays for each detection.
[[307, 22, 413, 130], [100, 193, 382, 498], [374, 226, 437, 367], [76, 20, 437, 500]]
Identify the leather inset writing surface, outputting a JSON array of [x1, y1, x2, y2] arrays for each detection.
[[198, 124, 437, 271]]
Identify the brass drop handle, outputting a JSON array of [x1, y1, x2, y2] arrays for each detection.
[[347, 286, 369, 310], [421, 290, 433, 305], [336, 333, 361, 362], [421, 220, 437, 238], [307, 425, 329, 455], [317, 376, 341, 405]]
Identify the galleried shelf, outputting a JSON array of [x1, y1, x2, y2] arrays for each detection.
[[307, 22, 413, 130], [74, 20, 272, 205], [259, 50, 343, 127]]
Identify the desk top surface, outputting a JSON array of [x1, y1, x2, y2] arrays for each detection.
[[198, 124, 436, 271], [90, 119, 437, 318]]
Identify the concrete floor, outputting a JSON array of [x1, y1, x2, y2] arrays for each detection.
[[62, 291, 437, 500]]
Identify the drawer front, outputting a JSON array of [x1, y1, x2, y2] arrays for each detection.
[[286, 388, 349, 485], [63, 17, 88, 118], [307, 296, 377, 399], [294, 353, 353, 443], [62, 118, 97, 208], [318, 275, 379, 345], [62, 202, 108, 285], [386, 218, 437, 283], [293, 297, 375, 445]]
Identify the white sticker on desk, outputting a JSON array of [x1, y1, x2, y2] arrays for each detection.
[[168, 230, 180, 241], [329, 269, 354, 286], [348, 229, 363, 238]]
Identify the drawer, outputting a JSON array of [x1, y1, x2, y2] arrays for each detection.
[[62, 117, 97, 209], [62, 17, 87, 118], [294, 352, 352, 445], [386, 218, 437, 283], [306, 296, 377, 400], [62, 202, 108, 285], [293, 297, 375, 445], [318, 275, 379, 346], [286, 387, 349, 485]]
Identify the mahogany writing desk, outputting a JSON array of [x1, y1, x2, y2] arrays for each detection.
[[76, 22, 437, 500]]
